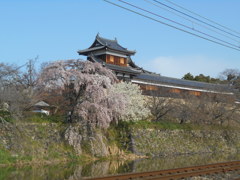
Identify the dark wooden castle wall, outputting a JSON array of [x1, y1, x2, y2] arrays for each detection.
[[136, 83, 235, 103]]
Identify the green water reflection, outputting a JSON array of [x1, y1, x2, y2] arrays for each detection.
[[1, 153, 239, 180]]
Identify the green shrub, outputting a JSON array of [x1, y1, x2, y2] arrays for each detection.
[[0, 146, 17, 164], [24, 112, 65, 123], [0, 166, 16, 180], [116, 120, 193, 130], [0, 110, 13, 123]]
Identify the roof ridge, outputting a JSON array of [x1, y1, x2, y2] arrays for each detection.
[[96, 34, 117, 42], [144, 73, 228, 86], [96, 35, 134, 52], [78, 34, 136, 55]]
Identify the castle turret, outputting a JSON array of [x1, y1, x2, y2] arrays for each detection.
[[78, 34, 141, 80]]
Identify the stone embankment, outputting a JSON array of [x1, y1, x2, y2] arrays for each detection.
[[1, 120, 240, 164], [0, 121, 128, 164], [130, 128, 240, 156], [0, 121, 71, 162]]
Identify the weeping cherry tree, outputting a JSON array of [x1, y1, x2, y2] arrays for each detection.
[[37, 60, 127, 128]]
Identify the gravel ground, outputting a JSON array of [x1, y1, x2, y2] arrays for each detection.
[[188, 170, 240, 179]]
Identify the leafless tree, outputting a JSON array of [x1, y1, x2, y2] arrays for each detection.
[[219, 68, 240, 81], [0, 63, 21, 87], [0, 62, 32, 118], [146, 90, 175, 122], [177, 93, 239, 125], [0, 86, 30, 118], [21, 57, 38, 90], [147, 88, 239, 126]]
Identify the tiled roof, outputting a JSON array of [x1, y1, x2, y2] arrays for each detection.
[[78, 46, 104, 54], [34, 101, 50, 107], [105, 64, 142, 74], [96, 35, 135, 54], [78, 34, 135, 55], [134, 73, 232, 92]]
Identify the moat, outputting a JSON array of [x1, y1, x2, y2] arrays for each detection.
[[1, 153, 239, 180]]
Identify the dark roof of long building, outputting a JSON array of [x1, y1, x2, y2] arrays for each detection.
[[134, 73, 233, 92], [78, 34, 136, 55]]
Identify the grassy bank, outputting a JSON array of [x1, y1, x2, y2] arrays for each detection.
[[0, 144, 93, 168]]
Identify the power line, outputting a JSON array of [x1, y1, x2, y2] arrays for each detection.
[[143, 0, 240, 44], [163, 0, 240, 36], [103, 0, 240, 52], [152, 0, 240, 39], [117, 0, 240, 49], [17, 63, 28, 70]]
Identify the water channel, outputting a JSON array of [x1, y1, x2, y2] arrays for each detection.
[[1, 153, 239, 180]]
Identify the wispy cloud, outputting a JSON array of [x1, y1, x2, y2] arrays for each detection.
[[142, 55, 234, 78]]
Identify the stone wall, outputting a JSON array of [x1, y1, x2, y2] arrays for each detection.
[[0, 122, 124, 161], [1, 120, 240, 162], [130, 128, 240, 156], [0, 121, 74, 160]]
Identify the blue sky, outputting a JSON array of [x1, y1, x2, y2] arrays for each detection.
[[1, 0, 240, 78]]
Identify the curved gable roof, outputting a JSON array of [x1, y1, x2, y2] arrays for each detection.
[[96, 35, 134, 53], [78, 34, 136, 55]]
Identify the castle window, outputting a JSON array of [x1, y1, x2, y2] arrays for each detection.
[[189, 91, 201, 96], [170, 88, 181, 93], [146, 85, 158, 91], [120, 57, 125, 64], [109, 55, 114, 63]]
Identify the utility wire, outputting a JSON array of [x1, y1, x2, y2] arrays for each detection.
[[17, 63, 28, 70], [163, 0, 240, 36], [152, 0, 240, 39], [117, 0, 240, 49], [143, 0, 240, 44], [103, 0, 240, 52]]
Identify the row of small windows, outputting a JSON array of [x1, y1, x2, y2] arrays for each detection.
[[140, 85, 201, 96], [107, 55, 126, 66]]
